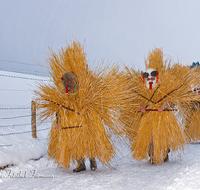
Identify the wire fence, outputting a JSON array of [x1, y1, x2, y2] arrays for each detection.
[[0, 107, 31, 110], [0, 106, 51, 144], [0, 126, 51, 147], [0, 119, 51, 147], [0, 73, 49, 81], [0, 59, 49, 76], [0, 127, 50, 148], [0, 121, 50, 128], [0, 59, 44, 67], [0, 115, 31, 120], [0, 73, 52, 148], [0, 123, 30, 128], [0, 127, 50, 137]]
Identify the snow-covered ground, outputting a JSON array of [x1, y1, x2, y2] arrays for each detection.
[[0, 71, 200, 190], [0, 70, 50, 169], [0, 145, 200, 190]]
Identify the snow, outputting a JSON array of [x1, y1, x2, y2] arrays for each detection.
[[0, 1, 200, 189], [0, 71, 200, 190], [0, 70, 50, 169]]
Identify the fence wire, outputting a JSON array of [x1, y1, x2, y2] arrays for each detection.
[[0, 115, 31, 120], [0, 72, 51, 148], [0, 121, 50, 128], [0, 127, 51, 147], [0, 107, 30, 110], [0, 73, 49, 81], [0, 127, 50, 137]]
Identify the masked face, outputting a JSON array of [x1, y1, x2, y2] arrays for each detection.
[[61, 72, 79, 93], [143, 68, 158, 90], [195, 86, 200, 96]]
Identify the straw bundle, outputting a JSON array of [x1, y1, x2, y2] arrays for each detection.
[[178, 64, 200, 143], [34, 40, 129, 169], [185, 106, 200, 142], [121, 48, 200, 163]]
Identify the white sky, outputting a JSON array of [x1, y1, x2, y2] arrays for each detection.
[[0, 0, 200, 75]]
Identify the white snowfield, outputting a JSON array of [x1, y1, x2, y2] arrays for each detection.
[[0, 70, 50, 167], [0, 71, 200, 190]]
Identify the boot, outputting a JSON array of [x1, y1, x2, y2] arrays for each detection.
[[148, 151, 154, 164], [148, 156, 154, 164], [90, 158, 97, 171], [164, 153, 169, 162], [73, 158, 86, 172]]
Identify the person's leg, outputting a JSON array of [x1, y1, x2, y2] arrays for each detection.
[[164, 148, 170, 162], [90, 158, 97, 171], [73, 157, 86, 172], [148, 140, 154, 164]]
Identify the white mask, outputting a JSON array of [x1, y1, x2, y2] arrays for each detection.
[[195, 86, 200, 96], [143, 68, 158, 89]]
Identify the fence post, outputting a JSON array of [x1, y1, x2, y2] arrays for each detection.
[[31, 100, 37, 138]]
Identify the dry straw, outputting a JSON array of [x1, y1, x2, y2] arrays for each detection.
[[184, 66, 200, 143], [185, 107, 200, 143], [34, 40, 131, 169], [120, 48, 200, 163]]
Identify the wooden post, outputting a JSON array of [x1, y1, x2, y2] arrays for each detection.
[[31, 100, 37, 138]]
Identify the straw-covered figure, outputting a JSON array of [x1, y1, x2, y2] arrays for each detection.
[[120, 48, 200, 164], [184, 62, 200, 143], [34, 40, 129, 172]]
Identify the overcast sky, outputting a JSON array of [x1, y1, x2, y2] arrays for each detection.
[[0, 0, 200, 76]]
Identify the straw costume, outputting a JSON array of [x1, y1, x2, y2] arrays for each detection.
[[184, 62, 200, 143], [34, 40, 128, 172], [121, 48, 200, 164], [185, 102, 200, 143]]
